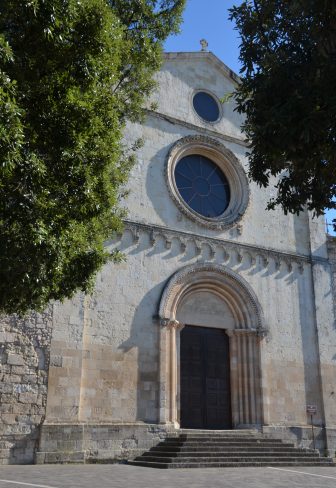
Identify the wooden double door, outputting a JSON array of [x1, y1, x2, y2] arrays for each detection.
[[180, 325, 232, 429]]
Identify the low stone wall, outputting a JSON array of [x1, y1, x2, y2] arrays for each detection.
[[325, 427, 336, 458], [0, 308, 53, 464], [36, 423, 176, 464], [262, 425, 331, 455]]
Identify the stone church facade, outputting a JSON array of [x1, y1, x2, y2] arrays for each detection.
[[1, 51, 336, 464]]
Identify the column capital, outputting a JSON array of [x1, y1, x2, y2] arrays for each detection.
[[160, 318, 184, 331], [226, 328, 268, 338]]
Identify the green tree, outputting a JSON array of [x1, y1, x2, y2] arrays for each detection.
[[229, 1, 336, 216], [0, 0, 185, 315]]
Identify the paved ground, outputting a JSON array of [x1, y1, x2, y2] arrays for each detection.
[[0, 465, 336, 488]]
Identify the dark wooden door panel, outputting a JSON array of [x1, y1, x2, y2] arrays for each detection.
[[180, 325, 232, 429]]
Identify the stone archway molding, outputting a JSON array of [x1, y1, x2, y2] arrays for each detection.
[[158, 263, 267, 428], [159, 263, 267, 335]]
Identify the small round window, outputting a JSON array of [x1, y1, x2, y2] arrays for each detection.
[[175, 154, 230, 218], [193, 91, 220, 122]]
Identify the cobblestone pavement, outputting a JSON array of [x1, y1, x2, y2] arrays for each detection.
[[0, 465, 336, 488]]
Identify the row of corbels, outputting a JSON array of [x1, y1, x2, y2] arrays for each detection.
[[123, 224, 306, 274]]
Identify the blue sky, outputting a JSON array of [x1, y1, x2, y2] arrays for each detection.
[[165, 1, 241, 74], [164, 0, 334, 233]]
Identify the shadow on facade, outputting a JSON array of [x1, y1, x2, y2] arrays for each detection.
[[117, 233, 167, 423]]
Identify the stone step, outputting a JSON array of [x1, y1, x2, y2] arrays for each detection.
[[150, 446, 308, 453], [129, 459, 334, 469], [127, 431, 334, 469], [137, 455, 326, 464], [164, 438, 283, 442], [164, 436, 283, 442], [145, 450, 318, 458], [178, 430, 259, 437], [157, 441, 294, 448]]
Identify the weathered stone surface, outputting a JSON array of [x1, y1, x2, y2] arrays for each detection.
[[7, 354, 26, 366], [0, 307, 53, 464], [1, 51, 336, 465], [36, 423, 175, 464]]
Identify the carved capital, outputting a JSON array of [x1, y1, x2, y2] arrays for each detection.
[[256, 328, 268, 339], [226, 328, 268, 338], [160, 318, 184, 331], [234, 329, 257, 336], [225, 329, 235, 338]]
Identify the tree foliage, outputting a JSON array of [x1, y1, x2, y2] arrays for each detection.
[[229, 1, 336, 215], [0, 0, 185, 315]]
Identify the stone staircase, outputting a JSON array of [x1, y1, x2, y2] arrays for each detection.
[[128, 430, 335, 469]]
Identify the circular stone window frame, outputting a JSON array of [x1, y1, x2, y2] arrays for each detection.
[[191, 89, 223, 125], [166, 135, 250, 230]]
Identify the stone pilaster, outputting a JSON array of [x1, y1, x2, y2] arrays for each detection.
[[226, 328, 266, 428], [159, 318, 184, 427]]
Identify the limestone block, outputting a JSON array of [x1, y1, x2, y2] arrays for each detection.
[[6, 354, 25, 366]]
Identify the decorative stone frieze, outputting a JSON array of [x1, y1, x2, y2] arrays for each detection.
[[123, 220, 326, 275]]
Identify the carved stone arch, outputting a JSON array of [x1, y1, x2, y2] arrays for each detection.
[[158, 263, 267, 429], [159, 263, 265, 332]]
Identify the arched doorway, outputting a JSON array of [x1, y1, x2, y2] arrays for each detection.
[[158, 263, 267, 429]]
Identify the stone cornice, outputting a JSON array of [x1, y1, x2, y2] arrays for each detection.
[[123, 219, 329, 271], [145, 109, 248, 148]]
